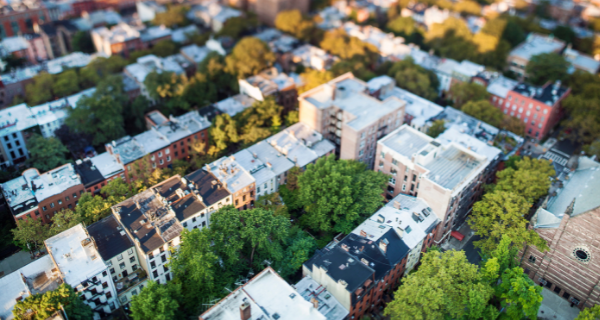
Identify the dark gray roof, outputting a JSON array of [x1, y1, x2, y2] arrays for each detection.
[[87, 215, 134, 261], [185, 169, 231, 206], [172, 194, 206, 221], [74, 158, 104, 188], [117, 199, 165, 253]]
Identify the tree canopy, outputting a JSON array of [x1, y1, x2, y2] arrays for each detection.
[[525, 53, 569, 86], [72, 31, 95, 53], [449, 82, 489, 108], [151, 5, 190, 28], [13, 284, 92, 320], [131, 281, 182, 320], [26, 134, 68, 172], [427, 119, 446, 138], [320, 29, 379, 65], [274, 10, 319, 42], [385, 57, 439, 100], [225, 37, 276, 79], [495, 156, 555, 204], [462, 100, 504, 127]]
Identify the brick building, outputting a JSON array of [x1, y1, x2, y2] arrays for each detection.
[[0, 2, 49, 38], [75, 152, 125, 195], [303, 194, 439, 320], [1, 164, 85, 224], [299, 73, 405, 169], [91, 22, 143, 57], [521, 157, 600, 309], [239, 67, 298, 113], [105, 110, 210, 183]]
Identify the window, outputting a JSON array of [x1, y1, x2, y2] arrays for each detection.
[[129, 256, 135, 263], [6, 143, 11, 149], [402, 185, 406, 191], [148, 252, 154, 260], [102, 271, 107, 277], [117, 254, 123, 261], [128, 248, 133, 255], [161, 255, 167, 263], [151, 261, 156, 269], [132, 264, 138, 271], [553, 286, 562, 294], [110, 268, 115, 274], [163, 265, 169, 272], [43, 206, 47, 211], [410, 184, 414, 191], [389, 177, 396, 184], [102, 282, 108, 289], [58, 200, 62, 205], [528, 255, 536, 264], [160, 159, 164, 165], [73, 193, 77, 199], [167, 156, 171, 162], [120, 262, 126, 269], [106, 291, 112, 299], [391, 159, 398, 165], [165, 273, 171, 281], [183, 222, 188, 227], [158, 152, 163, 157], [573, 247, 591, 263], [152, 270, 158, 278], [65, 196, 70, 201], [166, 148, 170, 154], [92, 276, 98, 282], [50, 203, 55, 208], [159, 247, 165, 253]]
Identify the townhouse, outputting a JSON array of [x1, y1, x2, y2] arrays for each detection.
[[507, 33, 566, 78], [239, 67, 298, 113]]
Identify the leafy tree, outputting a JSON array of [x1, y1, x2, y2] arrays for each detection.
[[84, 55, 128, 78], [25, 72, 54, 105], [561, 94, 600, 144], [274, 10, 318, 42], [497, 266, 543, 319], [238, 97, 283, 144], [576, 305, 600, 320], [3, 54, 26, 72], [502, 18, 526, 47], [66, 75, 127, 145], [427, 119, 446, 138], [298, 69, 333, 94], [209, 113, 239, 155], [320, 29, 379, 64], [298, 155, 387, 233], [453, 0, 482, 16], [278, 227, 317, 278], [584, 139, 600, 159], [462, 100, 504, 127], [52, 69, 80, 98], [72, 31, 95, 53], [151, 40, 178, 57], [386, 16, 423, 44], [495, 156, 555, 204], [526, 53, 569, 85], [217, 14, 259, 40], [13, 284, 92, 320], [501, 115, 526, 136], [78, 66, 100, 88], [126, 95, 151, 133], [12, 217, 49, 254], [75, 193, 110, 225], [198, 51, 238, 99], [386, 57, 439, 100], [469, 191, 548, 253], [384, 250, 496, 320], [553, 25, 576, 44], [151, 5, 189, 28], [131, 281, 182, 320], [26, 134, 69, 172], [49, 209, 84, 236], [285, 110, 299, 126], [330, 59, 376, 81], [225, 37, 276, 79], [182, 72, 218, 107], [449, 82, 489, 108], [128, 49, 153, 64], [256, 192, 289, 218], [169, 228, 218, 315]]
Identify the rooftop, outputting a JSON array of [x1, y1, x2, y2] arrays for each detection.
[[185, 169, 232, 206], [431, 107, 499, 145], [267, 122, 335, 168], [74, 157, 105, 189], [2, 164, 83, 216], [113, 176, 193, 253], [291, 44, 338, 70], [87, 215, 134, 261], [452, 60, 484, 78], [172, 25, 200, 43], [378, 124, 433, 160], [294, 276, 349, 320], [46, 52, 93, 75], [0, 65, 42, 85], [92, 23, 140, 44], [0, 36, 29, 53], [45, 224, 107, 286], [30, 88, 96, 126], [207, 156, 255, 194], [180, 44, 211, 64], [125, 54, 185, 84], [201, 267, 328, 320], [511, 81, 569, 107], [213, 94, 256, 117], [241, 68, 296, 101], [421, 144, 483, 190], [247, 141, 295, 177], [564, 47, 600, 74], [0, 103, 38, 137], [140, 25, 172, 42], [233, 149, 276, 187], [509, 33, 566, 61], [300, 73, 404, 131], [484, 73, 518, 99]]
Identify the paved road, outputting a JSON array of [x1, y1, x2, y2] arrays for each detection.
[[462, 235, 482, 266]]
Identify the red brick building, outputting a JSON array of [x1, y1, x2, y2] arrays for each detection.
[[303, 194, 440, 319], [1, 164, 85, 224], [0, 2, 49, 37], [520, 157, 600, 309]]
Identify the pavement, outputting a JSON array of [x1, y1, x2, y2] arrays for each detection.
[[538, 288, 580, 320], [0, 250, 37, 278], [441, 220, 483, 265]]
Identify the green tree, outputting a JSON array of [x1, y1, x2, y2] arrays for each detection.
[[384, 250, 496, 320], [75, 193, 111, 225], [386, 16, 424, 45], [526, 53, 569, 85], [427, 119, 446, 138], [553, 26, 576, 44], [78, 66, 100, 88], [198, 51, 238, 98], [225, 37, 276, 78], [274, 10, 317, 41], [387, 57, 439, 100], [561, 95, 600, 144], [49, 209, 84, 236], [469, 191, 548, 253], [453, 0, 482, 16], [298, 155, 387, 233], [278, 227, 317, 278], [11, 217, 49, 254], [208, 113, 239, 155], [169, 228, 218, 315], [298, 69, 334, 94], [151, 40, 178, 57], [501, 115, 526, 136], [502, 18, 527, 47], [72, 31, 95, 53], [25, 72, 54, 105], [26, 134, 68, 172], [182, 72, 218, 107], [285, 110, 299, 126], [497, 266, 543, 319], [495, 157, 555, 204], [320, 29, 379, 64], [126, 95, 151, 133], [462, 100, 504, 127], [83, 55, 128, 78], [131, 281, 182, 320], [448, 82, 489, 108], [576, 305, 600, 320], [238, 97, 283, 144], [217, 14, 259, 40], [151, 5, 189, 27], [13, 284, 92, 320], [66, 75, 127, 145], [52, 69, 80, 98]]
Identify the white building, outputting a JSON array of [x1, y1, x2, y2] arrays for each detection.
[[291, 44, 339, 71], [0, 103, 38, 168], [31, 88, 96, 138], [136, 1, 166, 22], [45, 224, 119, 316], [187, 2, 242, 32], [124, 55, 185, 98]]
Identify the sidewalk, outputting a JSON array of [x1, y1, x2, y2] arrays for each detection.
[[0, 251, 36, 278], [538, 288, 580, 320], [441, 220, 475, 251]]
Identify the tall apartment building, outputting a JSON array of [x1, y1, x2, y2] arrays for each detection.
[[200, 267, 348, 320], [2, 164, 85, 224], [507, 33, 566, 78], [303, 193, 439, 320], [112, 174, 229, 284], [375, 124, 501, 242], [233, 122, 335, 199], [86, 215, 147, 309], [105, 110, 210, 182], [206, 155, 256, 210], [520, 157, 600, 310], [45, 224, 119, 316], [299, 73, 406, 168]]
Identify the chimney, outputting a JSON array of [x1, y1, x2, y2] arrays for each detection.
[[310, 297, 319, 309], [240, 301, 251, 320], [379, 238, 389, 253]]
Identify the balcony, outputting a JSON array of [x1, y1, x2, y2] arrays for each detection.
[[116, 269, 147, 293]]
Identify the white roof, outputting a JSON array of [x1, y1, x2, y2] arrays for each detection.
[[1, 36, 29, 53], [181, 44, 211, 63], [246, 141, 295, 177], [453, 60, 485, 77], [294, 276, 349, 320], [509, 33, 565, 61], [171, 25, 200, 43], [267, 122, 335, 168], [376, 81, 444, 129], [0, 270, 28, 320], [486, 75, 518, 98], [31, 88, 96, 126], [90, 152, 124, 179], [233, 149, 276, 187], [214, 94, 256, 117], [45, 224, 107, 286], [92, 23, 140, 44], [201, 268, 327, 320], [125, 54, 184, 83], [212, 6, 241, 23], [435, 58, 460, 75], [0, 65, 42, 85], [47, 52, 93, 74], [0, 103, 38, 137], [564, 48, 600, 74], [208, 156, 255, 193], [141, 25, 172, 42], [436, 126, 501, 162]]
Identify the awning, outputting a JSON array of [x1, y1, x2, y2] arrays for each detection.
[[451, 231, 465, 241]]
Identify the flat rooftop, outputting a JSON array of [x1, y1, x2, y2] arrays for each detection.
[[247, 141, 295, 177], [185, 169, 232, 206], [294, 276, 349, 320], [382, 85, 443, 128], [422, 145, 483, 190], [267, 122, 335, 168], [547, 157, 600, 218], [207, 156, 255, 194], [30, 88, 96, 126], [214, 94, 256, 117], [0, 103, 38, 138], [511, 82, 569, 107], [91, 152, 124, 179], [486, 74, 518, 99], [233, 149, 276, 187], [45, 224, 107, 286], [47, 52, 93, 75], [87, 215, 134, 262], [181, 44, 211, 63], [92, 23, 140, 44], [125, 55, 185, 84], [201, 267, 327, 320], [140, 25, 172, 42], [509, 33, 565, 61], [378, 124, 433, 159]]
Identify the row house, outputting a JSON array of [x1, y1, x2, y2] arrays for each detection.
[[232, 122, 335, 199], [303, 193, 439, 320], [75, 152, 125, 195], [507, 33, 566, 78], [91, 23, 144, 58], [200, 267, 348, 320], [105, 110, 211, 183], [206, 155, 256, 210], [520, 157, 600, 310], [253, 28, 299, 71], [375, 123, 502, 243], [299, 72, 405, 169], [291, 44, 339, 71], [124, 54, 185, 99], [0, 1, 50, 37], [35, 20, 78, 60], [239, 67, 298, 113], [2, 164, 85, 224], [45, 224, 119, 317], [30, 88, 96, 138]]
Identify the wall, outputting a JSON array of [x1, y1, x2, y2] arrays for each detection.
[[35, 184, 85, 224]]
